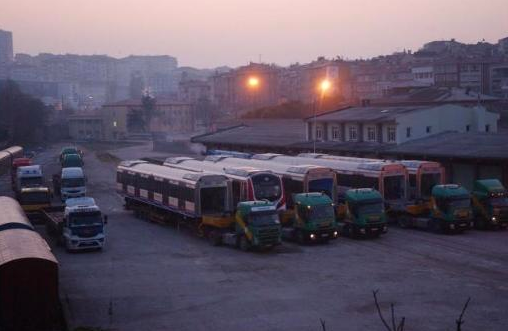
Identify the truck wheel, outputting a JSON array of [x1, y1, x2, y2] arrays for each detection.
[[208, 230, 222, 246], [239, 235, 251, 251]]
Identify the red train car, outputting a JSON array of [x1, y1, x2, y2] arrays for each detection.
[[0, 196, 59, 331]]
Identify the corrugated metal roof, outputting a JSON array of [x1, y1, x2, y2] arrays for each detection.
[[0, 230, 58, 267], [192, 119, 306, 147], [310, 106, 429, 123]]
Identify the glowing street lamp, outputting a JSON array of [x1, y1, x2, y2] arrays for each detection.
[[247, 76, 260, 88], [313, 79, 333, 153], [320, 79, 331, 93]]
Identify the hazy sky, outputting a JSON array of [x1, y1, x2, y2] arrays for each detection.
[[2, 0, 507, 68]]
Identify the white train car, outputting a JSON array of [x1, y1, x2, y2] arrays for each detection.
[[117, 160, 233, 220], [201, 155, 337, 209], [164, 157, 285, 210], [252, 153, 408, 213]]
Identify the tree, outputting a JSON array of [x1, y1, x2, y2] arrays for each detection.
[[126, 109, 146, 133], [141, 92, 157, 127], [0, 80, 49, 144]]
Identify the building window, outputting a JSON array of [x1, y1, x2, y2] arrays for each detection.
[[367, 126, 376, 142], [331, 126, 340, 141], [406, 127, 412, 138], [485, 124, 490, 132], [426, 126, 432, 133], [387, 127, 396, 142], [316, 126, 323, 140], [348, 125, 358, 141], [466, 125, 470, 132]]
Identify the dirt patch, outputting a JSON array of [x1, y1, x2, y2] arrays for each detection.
[[96, 152, 121, 164]]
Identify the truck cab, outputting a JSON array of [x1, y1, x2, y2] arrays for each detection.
[[285, 192, 338, 243], [15, 165, 44, 194], [337, 188, 387, 237], [62, 197, 107, 250], [62, 153, 84, 168], [60, 147, 83, 163], [472, 179, 508, 229], [59, 167, 86, 201], [11, 157, 32, 189], [18, 186, 52, 214], [234, 201, 281, 251], [430, 184, 473, 232]]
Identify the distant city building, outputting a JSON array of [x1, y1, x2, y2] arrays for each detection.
[[100, 98, 194, 140], [211, 62, 282, 116], [0, 29, 13, 64]]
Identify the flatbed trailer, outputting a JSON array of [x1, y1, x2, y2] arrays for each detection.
[[43, 205, 66, 240]]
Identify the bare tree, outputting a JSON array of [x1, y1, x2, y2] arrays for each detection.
[[373, 290, 405, 331], [456, 297, 471, 331]]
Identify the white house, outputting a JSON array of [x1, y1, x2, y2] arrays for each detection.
[[306, 104, 499, 145]]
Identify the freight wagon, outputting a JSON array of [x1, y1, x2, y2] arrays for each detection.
[[0, 196, 59, 331]]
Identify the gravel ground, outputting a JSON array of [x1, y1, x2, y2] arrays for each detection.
[[2, 142, 508, 331]]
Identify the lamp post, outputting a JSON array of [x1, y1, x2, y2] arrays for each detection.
[[245, 76, 260, 119], [313, 79, 331, 153]]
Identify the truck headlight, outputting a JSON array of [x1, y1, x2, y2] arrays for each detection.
[[450, 224, 455, 230], [333, 231, 338, 237], [310, 233, 316, 240], [492, 217, 497, 222]]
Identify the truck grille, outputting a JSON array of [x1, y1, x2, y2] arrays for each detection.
[[256, 227, 280, 244], [73, 226, 102, 238]]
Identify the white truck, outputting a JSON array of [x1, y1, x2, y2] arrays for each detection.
[[15, 165, 44, 194], [53, 167, 87, 201], [44, 197, 107, 251]]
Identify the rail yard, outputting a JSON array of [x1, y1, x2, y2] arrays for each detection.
[[1, 142, 508, 331]]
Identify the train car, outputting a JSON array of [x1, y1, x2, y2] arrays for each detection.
[[201, 155, 337, 210], [164, 156, 286, 210], [299, 153, 444, 202], [117, 160, 233, 223], [254, 153, 408, 216], [400, 160, 445, 201], [206, 149, 252, 159], [0, 146, 24, 176], [0, 196, 59, 331]]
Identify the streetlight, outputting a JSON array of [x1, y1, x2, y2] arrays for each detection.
[[247, 76, 260, 88], [313, 79, 332, 153]]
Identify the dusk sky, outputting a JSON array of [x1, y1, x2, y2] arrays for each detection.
[[2, 0, 508, 68]]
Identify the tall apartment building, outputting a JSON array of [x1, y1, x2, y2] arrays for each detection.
[[0, 29, 14, 64]]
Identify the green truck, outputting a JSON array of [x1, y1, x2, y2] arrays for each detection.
[[471, 179, 508, 229], [60, 146, 83, 163], [281, 192, 339, 244], [61, 153, 84, 168], [208, 201, 282, 251], [400, 184, 473, 233], [337, 188, 387, 238]]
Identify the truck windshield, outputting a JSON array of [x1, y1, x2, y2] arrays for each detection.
[[70, 211, 102, 227], [62, 178, 85, 187], [20, 192, 50, 205], [443, 197, 470, 212], [420, 173, 441, 199], [383, 175, 405, 200], [308, 178, 334, 199], [490, 196, 508, 206], [200, 187, 227, 214], [303, 204, 335, 220], [20, 177, 43, 187], [352, 201, 384, 217], [249, 212, 279, 226], [251, 173, 282, 202]]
